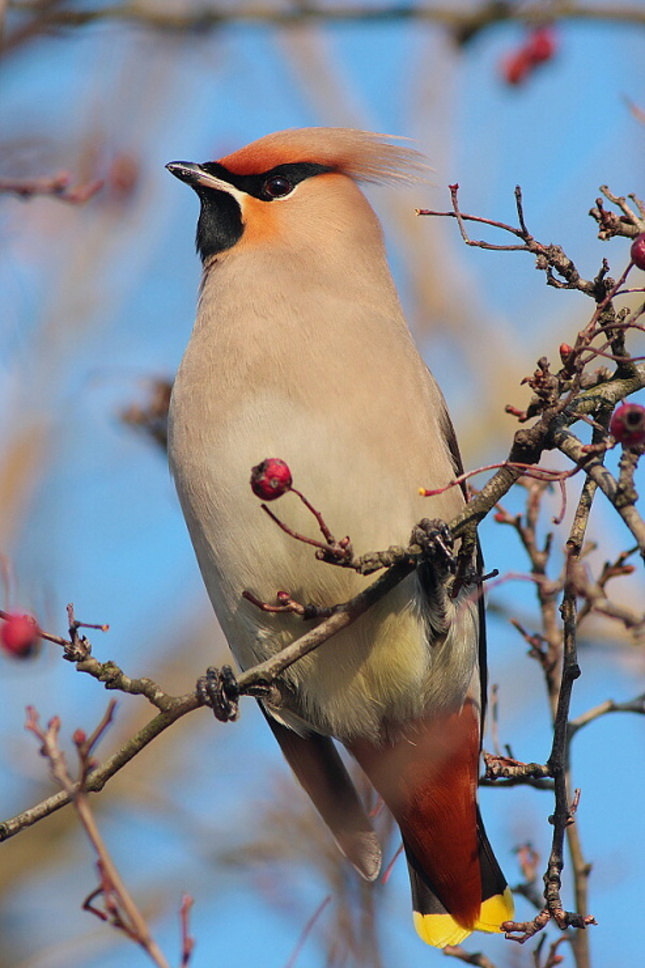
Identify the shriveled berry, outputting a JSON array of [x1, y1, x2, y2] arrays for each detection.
[[1, 613, 40, 657], [610, 402, 645, 446], [630, 234, 645, 271], [250, 458, 293, 501]]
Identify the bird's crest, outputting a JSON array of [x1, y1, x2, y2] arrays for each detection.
[[217, 127, 428, 185]]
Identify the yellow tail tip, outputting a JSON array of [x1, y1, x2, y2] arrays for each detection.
[[413, 911, 472, 949], [413, 888, 514, 949], [475, 886, 515, 933]]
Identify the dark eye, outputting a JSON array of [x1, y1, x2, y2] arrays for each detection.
[[262, 175, 293, 199]]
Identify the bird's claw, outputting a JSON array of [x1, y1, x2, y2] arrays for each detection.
[[409, 518, 455, 573], [197, 664, 240, 722]]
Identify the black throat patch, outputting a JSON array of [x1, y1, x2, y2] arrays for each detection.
[[194, 161, 331, 261]]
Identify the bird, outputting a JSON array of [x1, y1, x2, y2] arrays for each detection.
[[166, 127, 513, 949]]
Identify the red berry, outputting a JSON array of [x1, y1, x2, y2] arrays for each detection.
[[1, 613, 40, 657], [610, 403, 645, 446], [630, 234, 645, 271], [526, 26, 557, 64], [501, 26, 557, 85], [502, 50, 532, 85], [250, 458, 293, 501]]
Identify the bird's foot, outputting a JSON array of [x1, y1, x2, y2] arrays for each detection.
[[409, 518, 455, 576], [197, 665, 240, 722]]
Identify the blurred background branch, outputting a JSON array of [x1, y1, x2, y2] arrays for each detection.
[[4, 0, 645, 57]]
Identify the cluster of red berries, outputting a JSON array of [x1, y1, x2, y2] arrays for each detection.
[[502, 26, 557, 85], [1, 612, 40, 658]]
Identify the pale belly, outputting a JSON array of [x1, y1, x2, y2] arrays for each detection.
[[169, 386, 478, 741]]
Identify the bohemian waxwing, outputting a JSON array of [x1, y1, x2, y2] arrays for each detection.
[[166, 127, 513, 948]]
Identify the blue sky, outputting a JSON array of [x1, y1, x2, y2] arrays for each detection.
[[1, 6, 645, 967]]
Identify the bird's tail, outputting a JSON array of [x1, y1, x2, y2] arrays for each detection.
[[348, 700, 513, 948], [405, 808, 514, 947]]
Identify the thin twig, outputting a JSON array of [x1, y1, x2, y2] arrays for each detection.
[[443, 944, 498, 967], [5, 2, 645, 45], [283, 895, 331, 968], [26, 706, 173, 968], [179, 895, 195, 967], [0, 172, 103, 203], [568, 694, 645, 738]]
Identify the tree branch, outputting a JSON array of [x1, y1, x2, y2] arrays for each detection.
[[5, 2, 645, 56], [0, 171, 103, 203], [25, 706, 178, 968]]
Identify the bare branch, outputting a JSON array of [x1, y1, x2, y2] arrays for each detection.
[[5, 2, 645, 44], [0, 171, 103, 203], [443, 944, 498, 967], [284, 895, 332, 968], [569, 694, 645, 738], [25, 706, 174, 968], [179, 895, 195, 968], [0, 692, 200, 841]]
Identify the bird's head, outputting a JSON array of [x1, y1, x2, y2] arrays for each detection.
[[167, 127, 427, 265]]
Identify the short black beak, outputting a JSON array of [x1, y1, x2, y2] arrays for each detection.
[[166, 162, 236, 198], [166, 161, 205, 186]]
